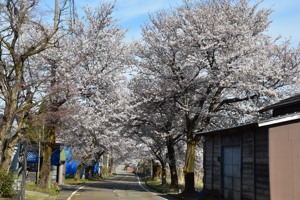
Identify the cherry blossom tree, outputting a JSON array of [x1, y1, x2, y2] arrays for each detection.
[[125, 114, 169, 184], [134, 0, 300, 193], [55, 1, 131, 180], [127, 76, 186, 189], [0, 0, 68, 171], [28, 33, 76, 188], [10, 1, 131, 188]]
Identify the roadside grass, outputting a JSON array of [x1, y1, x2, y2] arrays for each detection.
[[25, 181, 57, 200], [145, 180, 170, 193], [145, 179, 185, 194], [64, 178, 88, 185], [64, 175, 107, 185], [25, 181, 57, 195], [24, 194, 56, 200]]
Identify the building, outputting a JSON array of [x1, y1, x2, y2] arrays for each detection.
[[198, 95, 300, 200]]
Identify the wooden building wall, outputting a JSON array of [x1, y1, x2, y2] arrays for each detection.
[[203, 127, 270, 200], [269, 122, 300, 200]]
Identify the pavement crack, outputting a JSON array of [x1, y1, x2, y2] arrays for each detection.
[[113, 189, 121, 200]]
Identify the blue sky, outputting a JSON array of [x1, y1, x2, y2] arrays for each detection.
[[74, 0, 300, 45]]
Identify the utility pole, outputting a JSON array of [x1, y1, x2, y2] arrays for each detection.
[[71, 0, 75, 25], [37, 117, 44, 184], [54, 0, 59, 27]]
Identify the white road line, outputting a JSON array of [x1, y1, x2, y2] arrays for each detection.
[[66, 185, 85, 200], [136, 176, 167, 200], [137, 176, 151, 193]]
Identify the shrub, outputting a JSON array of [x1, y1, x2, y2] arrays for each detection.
[[52, 182, 60, 194], [0, 170, 16, 197]]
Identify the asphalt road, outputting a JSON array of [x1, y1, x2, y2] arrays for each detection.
[[66, 165, 174, 200]]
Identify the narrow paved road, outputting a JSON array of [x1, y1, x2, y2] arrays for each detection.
[[67, 166, 174, 200]]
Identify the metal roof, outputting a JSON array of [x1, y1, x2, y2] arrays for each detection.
[[197, 95, 300, 137], [197, 112, 300, 137], [259, 94, 300, 113], [258, 112, 300, 127]]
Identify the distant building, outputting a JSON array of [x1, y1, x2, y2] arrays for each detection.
[[198, 95, 300, 200]]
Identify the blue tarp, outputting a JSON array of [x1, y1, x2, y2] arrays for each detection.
[[65, 148, 80, 175], [27, 151, 38, 163], [27, 149, 60, 165], [65, 148, 99, 175], [27, 147, 99, 175], [94, 162, 99, 173], [66, 159, 80, 175]]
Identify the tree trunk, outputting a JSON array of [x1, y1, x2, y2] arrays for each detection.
[[0, 136, 20, 171], [90, 164, 95, 177], [161, 162, 167, 185], [39, 127, 55, 189], [0, 127, 14, 170], [75, 163, 85, 181], [0, 137, 7, 169], [85, 166, 91, 179], [0, 146, 13, 172], [183, 141, 197, 193], [108, 157, 113, 176], [85, 161, 96, 179], [0, 98, 19, 170], [167, 138, 178, 190], [0, 112, 29, 172], [152, 162, 161, 181]]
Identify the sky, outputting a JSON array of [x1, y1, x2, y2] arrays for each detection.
[[74, 0, 300, 45]]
